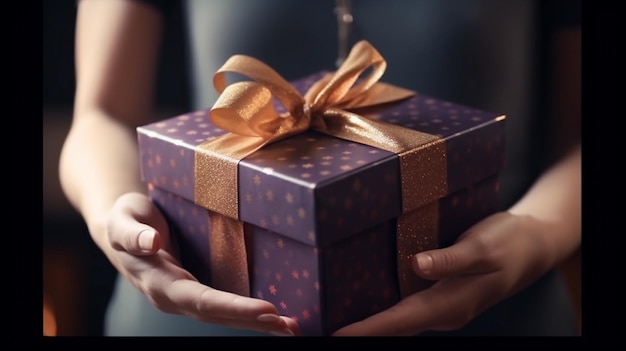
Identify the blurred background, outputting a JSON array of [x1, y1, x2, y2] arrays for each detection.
[[43, 1, 106, 336], [43, 0, 580, 336]]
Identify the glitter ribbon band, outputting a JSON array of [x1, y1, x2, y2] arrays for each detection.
[[194, 40, 447, 297]]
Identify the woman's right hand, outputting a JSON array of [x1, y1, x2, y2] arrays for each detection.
[[67, 0, 298, 336], [102, 192, 299, 336]]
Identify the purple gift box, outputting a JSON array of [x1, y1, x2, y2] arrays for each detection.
[[138, 71, 506, 335]]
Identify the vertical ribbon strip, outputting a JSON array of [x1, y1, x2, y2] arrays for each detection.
[[194, 40, 447, 298]]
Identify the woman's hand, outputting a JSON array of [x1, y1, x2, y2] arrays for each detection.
[[332, 211, 558, 336], [103, 192, 299, 336]]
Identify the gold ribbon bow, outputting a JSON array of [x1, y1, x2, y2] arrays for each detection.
[[194, 40, 447, 297], [211, 40, 416, 146]]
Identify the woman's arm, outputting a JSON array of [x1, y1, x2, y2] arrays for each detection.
[[59, 0, 162, 266], [59, 0, 299, 335], [509, 145, 581, 272], [334, 145, 581, 336]]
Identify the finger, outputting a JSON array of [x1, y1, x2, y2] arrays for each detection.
[[411, 247, 479, 281], [121, 248, 299, 335], [332, 274, 494, 336], [279, 316, 301, 335], [411, 229, 499, 280], [132, 255, 296, 334], [161, 278, 299, 335], [196, 315, 298, 336], [108, 192, 168, 255], [109, 222, 162, 255]]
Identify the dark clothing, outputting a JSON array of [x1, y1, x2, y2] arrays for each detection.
[[106, 0, 580, 336]]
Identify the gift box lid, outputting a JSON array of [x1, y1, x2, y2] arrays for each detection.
[[138, 71, 505, 248]]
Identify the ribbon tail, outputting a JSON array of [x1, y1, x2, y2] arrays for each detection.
[[208, 212, 250, 296], [396, 202, 440, 297], [352, 82, 416, 107]]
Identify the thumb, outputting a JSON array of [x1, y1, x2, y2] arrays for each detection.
[[411, 236, 492, 280], [108, 192, 168, 255], [130, 227, 162, 255], [110, 222, 163, 256]]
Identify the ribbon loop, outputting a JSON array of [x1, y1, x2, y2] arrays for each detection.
[[211, 81, 281, 139], [213, 54, 307, 124], [195, 40, 449, 301], [307, 40, 386, 111], [209, 40, 413, 147]]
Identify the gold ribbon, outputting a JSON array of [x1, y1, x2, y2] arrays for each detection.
[[194, 40, 447, 297]]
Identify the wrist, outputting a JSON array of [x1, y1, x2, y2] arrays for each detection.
[[507, 211, 579, 271]]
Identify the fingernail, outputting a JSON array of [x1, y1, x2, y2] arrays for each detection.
[[416, 253, 433, 273], [138, 229, 155, 251], [269, 329, 294, 337], [256, 313, 280, 323]]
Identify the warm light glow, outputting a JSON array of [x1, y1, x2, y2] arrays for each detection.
[[43, 295, 57, 336]]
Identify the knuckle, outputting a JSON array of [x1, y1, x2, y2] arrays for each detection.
[[143, 275, 175, 313], [466, 231, 500, 269], [437, 250, 458, 272], [468, 231, 493, 256], [196, 287, 219, 315]]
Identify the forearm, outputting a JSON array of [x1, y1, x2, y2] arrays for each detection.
[[59, 0, 162, 258], [59, 111, 146, 246], [508, 145, 581, 267]]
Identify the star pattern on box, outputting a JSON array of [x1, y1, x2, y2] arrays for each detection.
[[238, 132, 400, 245], [139, 70, 506, 335]]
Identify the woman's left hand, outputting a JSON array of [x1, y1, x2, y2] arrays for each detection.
[[332, 211, 557, 336]]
